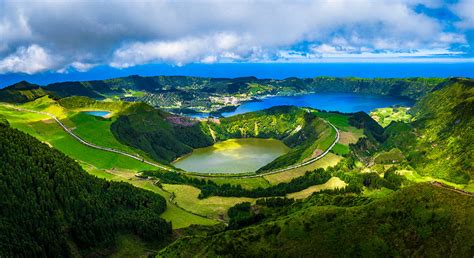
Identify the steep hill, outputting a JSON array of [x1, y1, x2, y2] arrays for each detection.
[[110, 103, 214, 163], [383, 78, 473, 184], [0, 81, 50, 103], [0, 120, 171, 257], [160, 183, 474, 257]]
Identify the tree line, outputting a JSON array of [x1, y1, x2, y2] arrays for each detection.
[[143, 168, 332, 198]]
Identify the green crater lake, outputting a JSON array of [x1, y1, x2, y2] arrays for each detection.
[[173, 138, 290, 174]]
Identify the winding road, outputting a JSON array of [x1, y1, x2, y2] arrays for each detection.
[[0, 103, 339, 178], [236, 120, 339, 178], [0, 103, 174, 171]]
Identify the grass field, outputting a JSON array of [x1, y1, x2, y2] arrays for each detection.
[[362, 187, 395, 199], [162, 184, 254, 220], [314, 111, 352, 131], [331, 143, 350, 155], [110, 234, 156, 258], [137, 181, 218, 229], [69, 112, 146, 155], [83, 164, 219, 229], [33, 119, 154, 170], [338, 130, 364, 145], [0, 104, 154, 170], [398, 169, 472, 192], [370, 107, 412, 127], [287, 177, 347, 199], [314, 111, 364, 146], [264, 153, 343, 184], [21, 96, 69, 118]]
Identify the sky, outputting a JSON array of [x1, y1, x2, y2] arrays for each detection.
[[1, 0, 473, 86]]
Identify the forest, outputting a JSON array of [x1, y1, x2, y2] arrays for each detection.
[[0, 119, 171, 257]]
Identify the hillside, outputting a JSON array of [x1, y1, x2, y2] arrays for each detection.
[[110, 103, 214, 163], [383, 78, 473, 185], [111, 105, 334, 170], [0, 81, 50, 103], [155, 77, 473, 257], [0, 120, 171, 257], [160, 183, 474, 257]]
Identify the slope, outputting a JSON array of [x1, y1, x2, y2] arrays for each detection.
[[384, 78, 473, 185], [0, 81, 50, 103], [159, 183, 474, 257], [0, 120, 171, 257]]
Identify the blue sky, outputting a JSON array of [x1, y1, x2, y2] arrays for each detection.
[[0, 0, 473, 81]]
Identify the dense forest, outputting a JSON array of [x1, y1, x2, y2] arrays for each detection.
[[0, 120, 171, 257]]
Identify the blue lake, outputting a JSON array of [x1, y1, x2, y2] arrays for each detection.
[[222, 93, 414, 116], [83, 111, 110, 117]]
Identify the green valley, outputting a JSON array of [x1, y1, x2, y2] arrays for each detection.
[[3, 1, 474, 257], [0, 76, 472, 257]]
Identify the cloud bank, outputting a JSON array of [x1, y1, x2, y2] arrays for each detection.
[[0, 0, 473, 74]]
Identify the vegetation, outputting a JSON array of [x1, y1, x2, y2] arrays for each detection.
[[331, 143, 350, 155], [286, 177, 347, 199], [370, 106, 412, 127], [0, 122, 171, 257], [383, 78, 473, 184], [0, 76, 445, 116], [263, 153, 342, 184], [160, 183, 474, 257], [111, 103, 213, 163], [0, 81, 50, 103], [161, 184, 253, 220], [143, 168, 333, 198], [111, 105, 334, 170], [0, 76, 472, 256], [227, 202, 264, 229]]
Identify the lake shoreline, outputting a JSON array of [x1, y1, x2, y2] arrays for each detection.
[[182, 92, 414, 119], [173, 138, 290, 174]]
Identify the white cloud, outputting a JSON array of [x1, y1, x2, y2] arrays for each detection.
[[0, 0, 471, 72], [70, 62, 96, 72], [111, 33, 256, 67], [0, 45, 54, 74], [201, 56, 218, 64], [451, 0, 474, 29], [277, 45, 469, 63]]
